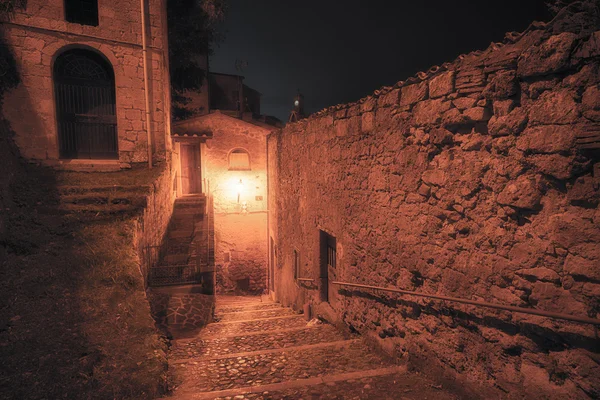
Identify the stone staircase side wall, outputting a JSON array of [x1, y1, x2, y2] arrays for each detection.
[[133, 165, 176, 285]]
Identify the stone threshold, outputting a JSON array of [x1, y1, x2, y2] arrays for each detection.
[[176, 324, 321, 342], [169, 366, 407, 400], [172, 339, 360, 364]]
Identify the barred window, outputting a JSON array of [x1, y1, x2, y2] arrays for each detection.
[[65, 0, 99, 26], [228, 149, 250, 170]]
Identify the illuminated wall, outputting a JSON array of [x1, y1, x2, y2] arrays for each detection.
[[174, 112, 275, 293]]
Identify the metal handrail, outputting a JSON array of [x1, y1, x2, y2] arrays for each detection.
[[296, 278, 315, 282], [332, 281, 600, 326]]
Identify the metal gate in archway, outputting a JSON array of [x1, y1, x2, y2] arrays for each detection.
[[54, 48, 118, 159]]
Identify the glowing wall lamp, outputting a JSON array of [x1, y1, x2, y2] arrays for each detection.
[[237, 179, 244, 203]]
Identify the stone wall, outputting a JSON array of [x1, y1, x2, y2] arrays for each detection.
[[133, 164, 175, 285], [1, 0, 171, 166], [269, 10, 600, 399]]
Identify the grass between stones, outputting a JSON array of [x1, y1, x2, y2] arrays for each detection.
[[0, 158, 168, 399]]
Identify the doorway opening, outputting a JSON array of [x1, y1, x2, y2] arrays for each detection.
[[269, 236, 275, 291], [319, 230, 336, 303], [180, 143, 202, 195]]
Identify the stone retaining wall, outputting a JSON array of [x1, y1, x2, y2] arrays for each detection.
[[133, 164, 175, 285], [269, 8, 600, 399]]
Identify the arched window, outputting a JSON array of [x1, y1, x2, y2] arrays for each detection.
[[54, 48, 117, 159], [228, 149, 250, 170], [65, 0, 99, 26]]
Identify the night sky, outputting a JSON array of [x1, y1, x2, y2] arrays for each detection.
[[210, 0, 552, 123]]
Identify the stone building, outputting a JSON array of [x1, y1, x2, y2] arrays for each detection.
[[170, 62, 280, 293], [1, 0, 172, 169], [268, 9, 600, 399], [172, 112, 276, 293]]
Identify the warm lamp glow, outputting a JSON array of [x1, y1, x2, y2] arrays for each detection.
[[237, 179, 244, 203]]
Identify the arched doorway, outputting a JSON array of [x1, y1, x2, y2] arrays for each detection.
[[54, 48, 118, 159]]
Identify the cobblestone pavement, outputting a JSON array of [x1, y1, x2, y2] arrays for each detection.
[[163, 296, 459, 400]]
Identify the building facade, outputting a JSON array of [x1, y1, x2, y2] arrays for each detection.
[[1, 0, 172, 169], [172, 111, 276, 293]]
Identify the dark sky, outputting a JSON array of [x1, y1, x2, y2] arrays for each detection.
[[210, 0, 552, 123]]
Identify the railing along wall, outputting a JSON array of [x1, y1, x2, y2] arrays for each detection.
[[331, 281, 600, 327]]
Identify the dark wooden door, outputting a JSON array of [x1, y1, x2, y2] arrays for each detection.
[[180, 144, 201, 194]]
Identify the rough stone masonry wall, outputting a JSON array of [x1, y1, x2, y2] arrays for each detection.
[[1, 0, 170, 166], [270, 9, 600, 399], [134, 164, 175, 285]]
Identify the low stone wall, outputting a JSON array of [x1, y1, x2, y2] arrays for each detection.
[[269, 9, 600, 399], [133, 164, 175, 285], [214, 212, 268, 294], [147, 286, 215, 339]]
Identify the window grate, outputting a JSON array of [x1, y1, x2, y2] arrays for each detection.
[[65, 0, 99, 26]]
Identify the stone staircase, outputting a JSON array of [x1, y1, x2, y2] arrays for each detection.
[[164, 296, 459, 399], [57, 185, 151, 215], [149, 196, 208, 286]]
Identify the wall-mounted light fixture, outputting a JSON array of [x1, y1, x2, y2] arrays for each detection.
[[237, 179, 244, 203]]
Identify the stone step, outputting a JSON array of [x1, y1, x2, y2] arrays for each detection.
[[214, 307, 298, 322], [164, 254, 190, 264], [171, 324, 348, 360], [172, 208, 205, 216], [168, 230, 195, 239], [192, 369, 461, 400], [199, 315, 308, 338], [57, 185, 152, 196], [58, 203, 144, 214], [215, 303, 281, 314], [169, 339, 391, 394]]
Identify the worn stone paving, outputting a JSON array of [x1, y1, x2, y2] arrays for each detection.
[[172, 325, 347, 359], [164, 296, 459, 400], [215, 308, 297, 322]]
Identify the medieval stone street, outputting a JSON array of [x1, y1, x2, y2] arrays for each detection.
[[163, 296, 459, 400]]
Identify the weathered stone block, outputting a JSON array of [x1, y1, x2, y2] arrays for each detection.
[[572, 30, 600, 60], [517, 32, 578, 77], [528, 89, 580, 125], [568, 176, 600, 206], [428, 128, 452, 146], [581, 85, 600, 122], [429, 71, 454, 98], [452, 97, 477, 110], [361, 96, 377, 113], [516, 125, 576, 154], [378, 89, 400, 108], [564, 254, 600, 281], [529, 282, 587, 314], [462, 107, 492, 123], [497, 174, 542, 210], [400, 81, 428, 106], [412, 99, 452, 126], [493, 99, 516, 117], [483, 70, 518, 100], [488, 107, 528, 136], [527, 154, 575, 180], [516, 267, 560, 283], [362, 111, 375, 133], [421, 169, 446, 186]]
